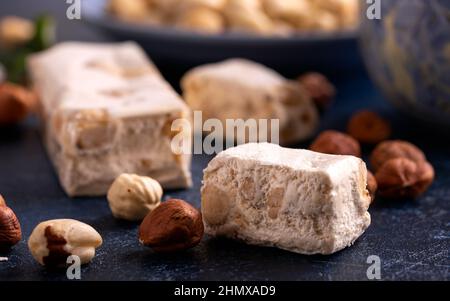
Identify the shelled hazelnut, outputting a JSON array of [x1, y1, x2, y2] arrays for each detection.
[[107, 0, 149, 21], [0, 82, 36, 125], [28, 219, 102, 267], [0, 16, 34, 49], [370, 140, 426, 172], [310, 130, 361, 157], [0, 63, 5, 83], [347, 110, 391, 144], [107, 174, 163, 221], [139, 199, 204, 253], [297, 72, 336, 111], [366, 171, 377, 203], [176, 7, 225, 33], [0, 195, 22, 249], [375, 158, 434, 199], [371, 140, 434, 199]]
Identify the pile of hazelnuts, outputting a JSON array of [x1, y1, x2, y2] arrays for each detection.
[[298, 73, 434, 203], [309, 110, 434, 202]]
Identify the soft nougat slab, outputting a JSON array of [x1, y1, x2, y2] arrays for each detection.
[[182, 59, 319, 145], [201, 143, 371, 255], [28, 42, 192, 196]]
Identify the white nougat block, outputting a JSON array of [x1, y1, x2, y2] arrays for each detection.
[[28, 42, 192, 196], [182, 59, 319, 145], [201, 143, 371, 255]]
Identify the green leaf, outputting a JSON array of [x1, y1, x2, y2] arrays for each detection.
[[27, 14, 56, 52], [0, 15, 56, 83]]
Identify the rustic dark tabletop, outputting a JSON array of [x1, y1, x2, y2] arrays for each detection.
[[0, 0, 449, 281]]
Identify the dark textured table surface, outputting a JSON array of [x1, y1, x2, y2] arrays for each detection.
[[0, 1, 449, 281]]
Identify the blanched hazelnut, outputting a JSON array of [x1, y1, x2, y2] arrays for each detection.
[[310, 11, 340, 31], [107, 174, 163, 221], [28, 219, 102, 267], [201, 185, 230, 225], [176, 7, 224, 33], [61, 109, 119, 155], [108, 0, 150, 21], [0, 16, 34, 48], [224, 0, 276, 34]]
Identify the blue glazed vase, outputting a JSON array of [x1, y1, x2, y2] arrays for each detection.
[[360, 0, 450, 126]]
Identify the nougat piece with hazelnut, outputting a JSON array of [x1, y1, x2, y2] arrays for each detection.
[[201, 143, 371, 255], [182, 59, 319, 145], [28, 42, 192, 196]]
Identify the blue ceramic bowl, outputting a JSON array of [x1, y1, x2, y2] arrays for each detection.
[[360, 0, 450, 126], [82, 0, 361, 72]]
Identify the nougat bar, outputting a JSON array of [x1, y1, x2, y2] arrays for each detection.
[[28, 42, 192, 196], [201, 143, 371, 255], [182, 59, 319, 145]]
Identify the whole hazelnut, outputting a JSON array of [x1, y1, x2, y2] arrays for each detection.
[[0, 16, 34, 49], [347, 110, 391, 144], [176, 7, 225, 33], [107, 174, 163, 221], [108, 0, 149, 21], [297, 72, 336, 111], [370, 140, 426, 171], [28, 219, 102, 267], [0, 82, 36, 125], [0, 195, 22, 249], [139, 199, 204, 253], [0, 63, 5, 83], [375, 158, 434, 199], [310, 130, 361, 157], [201, 185, 230, 226], [367, 171, 378, 203]]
